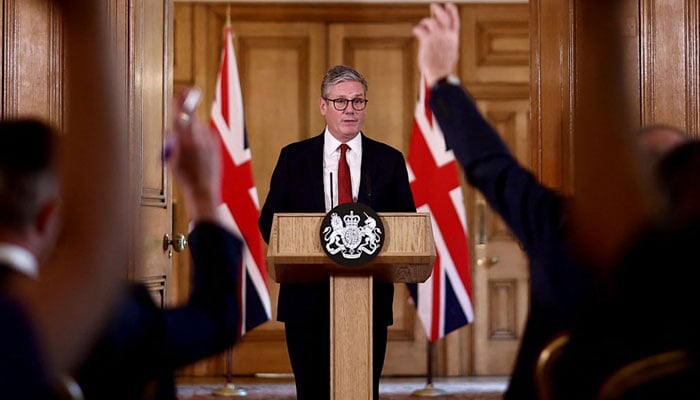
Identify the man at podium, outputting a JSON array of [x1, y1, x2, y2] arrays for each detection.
[[259, 65, 416, 400]]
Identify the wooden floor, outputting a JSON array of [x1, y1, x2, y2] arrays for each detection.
[[176, 376, 508, 399]]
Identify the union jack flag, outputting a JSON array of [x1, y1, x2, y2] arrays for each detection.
[[211, 26, 271, 336], [407, 76, 474, 342]]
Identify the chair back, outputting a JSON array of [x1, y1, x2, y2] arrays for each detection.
[[597, 349, 697, 400], [535, 332, 571, 400]]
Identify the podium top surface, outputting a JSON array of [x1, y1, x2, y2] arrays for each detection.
[[266, 212, 435, 283]]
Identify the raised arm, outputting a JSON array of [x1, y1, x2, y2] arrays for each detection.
[[413, 1, 657, 267], [414, 3, 563, 249], [165, 87, 223, 225]]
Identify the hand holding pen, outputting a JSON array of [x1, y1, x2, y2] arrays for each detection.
[[164, 87, 223, 223]]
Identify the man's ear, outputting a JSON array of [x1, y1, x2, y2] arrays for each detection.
[[35, 197, 61, 236], [319, 97, 328, 115]]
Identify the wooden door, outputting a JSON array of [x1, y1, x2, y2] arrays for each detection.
[[128, 0, 176, 308], [470, 98, 530, 375], [0, 0, 175, 299], [459, 5, 531, 375]]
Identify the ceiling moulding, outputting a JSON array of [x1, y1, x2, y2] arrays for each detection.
[[174, 1, 528, 3]]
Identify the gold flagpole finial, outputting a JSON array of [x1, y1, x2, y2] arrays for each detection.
[[226, 4, 232, 28]]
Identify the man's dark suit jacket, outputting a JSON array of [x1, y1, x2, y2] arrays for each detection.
[[259, 132, 416, 327], [429, 82, 595, 400], [0, 293, 54, 398], [75, 222, 243, 400]]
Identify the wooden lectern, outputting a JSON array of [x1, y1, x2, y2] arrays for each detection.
[[266, 212, 436, 400]]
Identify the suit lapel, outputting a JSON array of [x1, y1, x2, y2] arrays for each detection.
[[306, 133, 326, 212], [358, 133, 377, 208]]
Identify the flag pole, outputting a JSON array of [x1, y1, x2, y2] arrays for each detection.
[[211, 2, 271, 395], [411, 340, 447, 397], [211, 346, 247, 397]]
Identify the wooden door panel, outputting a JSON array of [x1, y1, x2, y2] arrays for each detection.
[[639, 0, 700, 134], [459, 4, 530, 376], [1, 0, 63, 124], [131, 0, 174, 300], [471, 98, 530, 375], [235, 23, 327, 206], [462, 4, 530, 85]]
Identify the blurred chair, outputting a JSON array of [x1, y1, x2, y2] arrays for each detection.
[[535, 332, 570, 400], [597, 349, 697, 400]]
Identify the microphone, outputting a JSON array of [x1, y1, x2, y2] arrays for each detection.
[[330, 172, 334, 208]]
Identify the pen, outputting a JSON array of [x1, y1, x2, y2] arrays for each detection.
[[163, 87, 202, 160]]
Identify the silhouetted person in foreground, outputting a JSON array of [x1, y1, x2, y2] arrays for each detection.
[[0, 1, 129, 397], [411, 3, 692, 399], [553, 140, 700, 399]]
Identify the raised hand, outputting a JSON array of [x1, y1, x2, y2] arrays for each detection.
[[412, 2, 460, 86], [165, 87, 222, 224]]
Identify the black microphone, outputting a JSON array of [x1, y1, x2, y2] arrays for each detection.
[[330, 172, 334, 208]]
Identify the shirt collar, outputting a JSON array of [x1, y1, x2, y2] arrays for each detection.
[[323, 128, 362, 156], [0, 243, 38, 279]]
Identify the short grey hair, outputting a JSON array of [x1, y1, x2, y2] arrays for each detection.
[[0, 119, 60, 233], [320, 65, 368, 98]]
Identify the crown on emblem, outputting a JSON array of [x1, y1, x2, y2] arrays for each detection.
[[343, 211, 361, 227]]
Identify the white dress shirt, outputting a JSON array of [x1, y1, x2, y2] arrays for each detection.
[[323, 128, 363, 211], [0, 243, 38, 278]]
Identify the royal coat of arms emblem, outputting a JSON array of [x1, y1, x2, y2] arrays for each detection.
[[319, 203, 385, 267]]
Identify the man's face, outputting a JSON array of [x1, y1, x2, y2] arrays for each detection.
[[320, 80, 366, 143], [638, 128, 689, 162]]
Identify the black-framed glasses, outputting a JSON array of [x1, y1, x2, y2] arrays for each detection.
[[324, 97, 368, 111]]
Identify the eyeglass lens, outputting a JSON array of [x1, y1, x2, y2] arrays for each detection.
[[328, 98, 367, 111]]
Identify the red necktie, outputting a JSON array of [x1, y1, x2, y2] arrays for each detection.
[[338, 144, 352, 204]]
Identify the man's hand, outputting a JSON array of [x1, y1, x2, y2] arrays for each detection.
[[412, 2, 460, 87], [165, 87, 222, 223]]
